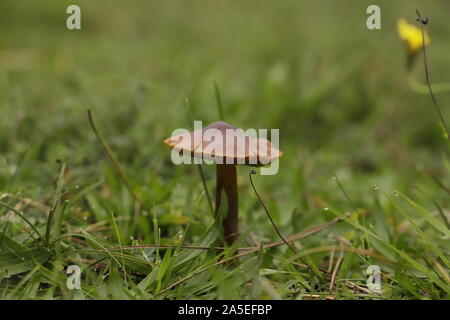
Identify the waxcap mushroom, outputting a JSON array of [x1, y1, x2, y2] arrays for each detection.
[[164, 121, 282, 166]]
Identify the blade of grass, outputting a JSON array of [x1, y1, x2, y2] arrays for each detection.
[[384, 191, 450, 271], [413, 184, 450, 230], [396, 191, 450, 238], [110, 211, 128, 283], [51, 162, 67, 251], [328, 206, 450, 293], [214, 81, 225, 121], [87, 109, 152, 214], [156, 218, 340, 296], [44, 202, 57, 247], [0, 200, 41, 241], [184, 98, 214, 215], [415, 9, 450, 143]]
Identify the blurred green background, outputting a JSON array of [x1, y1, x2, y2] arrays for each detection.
[[0, 0, 449, 299], [1, 0, 449, 209]]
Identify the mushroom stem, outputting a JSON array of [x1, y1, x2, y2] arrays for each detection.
[[215, 164, 238, 245]]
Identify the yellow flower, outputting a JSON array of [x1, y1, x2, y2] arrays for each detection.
[[397, 18, 430, 55]]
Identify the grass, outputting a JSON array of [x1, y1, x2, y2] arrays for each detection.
[[0, 0, 450, 300]]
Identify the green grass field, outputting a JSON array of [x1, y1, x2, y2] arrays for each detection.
[[1, 0, 449, 300]]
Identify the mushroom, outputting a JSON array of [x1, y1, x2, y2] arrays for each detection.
[[164, 121, 282, 245]]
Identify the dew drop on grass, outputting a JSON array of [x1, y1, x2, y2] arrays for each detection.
[[323, 207, 329, 211], [373, 185, 379, 191]]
